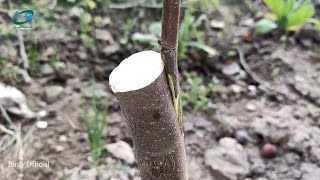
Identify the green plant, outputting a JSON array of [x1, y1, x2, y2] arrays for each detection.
[[132, 8, 217, 60], [27, 43, 40, 71], [185, 0, 219, 13], [182, 71, 219, 112], [82, 90, 109, 166], [81, 0, 97, 9], [49, 48, 60, 71], [80, 12, 92, 34], [178, 6, 218, 60], [256, 0, 319, 34], [120, 19, 135, 44], [80, 33, 95, 48]]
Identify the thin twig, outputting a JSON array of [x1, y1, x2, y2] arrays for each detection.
[[237, 46, 292, 97], [17, 30, 29, 69], [17, 30, 32, 83], [236, 46, 267, 86]]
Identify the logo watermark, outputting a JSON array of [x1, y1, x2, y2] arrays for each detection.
[[13, 9, 34, 29], [8, 160, 50, 168]]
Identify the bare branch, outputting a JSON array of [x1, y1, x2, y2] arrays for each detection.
[[160, 0, 181, 97]]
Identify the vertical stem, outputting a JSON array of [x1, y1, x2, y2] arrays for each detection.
[[160, 0, 181, 98]]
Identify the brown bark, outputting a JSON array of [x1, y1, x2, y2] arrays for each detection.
[[112, 0, 187, 179], [160, 0, 181, 98], [114, 71, 187, 180]]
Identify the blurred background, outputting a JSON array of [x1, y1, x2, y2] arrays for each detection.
[[0, 0, 320, 179]]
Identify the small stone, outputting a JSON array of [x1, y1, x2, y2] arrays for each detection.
[[44, 85, 64, 103], [248, 85, 257, 95], [95, 29, 113, 43], [37, 110, 47, 118], [40, 64, 54, 75], [222, 62, 241, 76], [245, 103, 256, 112], [105, 141, 135, 164], [204, 137, 249, 180], [262, 143, 277, 158], [241, 18, 255, 27], [230, 84, 243, 94], [78, 168, 98, 180], [210, 20, 225, 29], [102, 43, 120, 56], [252, 116, 290, 143], [59, 135, 67, 142], [36, 121, 48, 129], [76, 51, 87, 60], [0, 83, 36, 119], [87, 156, 93, 163], [55, 145, 64, 152], [184, 121, 194, 133], [235, 130, 249, 145]]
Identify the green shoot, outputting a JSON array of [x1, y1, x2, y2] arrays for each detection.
[[182, 71, 219, 112], [49, 48, 60, 71], [82, 90, 109, 167], [256, 0, 316, 35], [132, 6, 217, 61], [27, 43, 40, 72]]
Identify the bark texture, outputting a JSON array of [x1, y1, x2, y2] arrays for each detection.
[[160, 0, 181, 97], [114, 71, 187, 180]]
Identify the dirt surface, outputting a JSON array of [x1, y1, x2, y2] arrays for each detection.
[[1, 1, 320, 180]]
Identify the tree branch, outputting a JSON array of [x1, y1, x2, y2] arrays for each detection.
[[160, 0, 181, 98]]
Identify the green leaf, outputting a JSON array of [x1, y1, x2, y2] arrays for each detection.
[[82, 12, 92, 23], [188, 42, 218, 56], [284, 0, 295, 16], [69, 7, 84, 17], [313, 19, 320, 31], [283, 0, 298, 16], [255, 18, 278, 34], [263, 0, 284, 19], [80, 34, 95, 48], [287, 2, 315, 30]]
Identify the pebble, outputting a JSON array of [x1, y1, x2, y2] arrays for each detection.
[[59, 135, 67, 142], [55, 145, 64, 152], [204, 137, 249, 180], [245, 103, 256, 112], [105, 141, 135, 164], [37, 110, 47, 118], [235, 130, 249, 145], [248, 85, 257, 95], [262, 143, 277, 158], [230, 84, 243, 94], [222, 62, 241, 76], [44, 85, 64, 103], [36, 121, 48, 129], [40, 64, 54, 75]]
